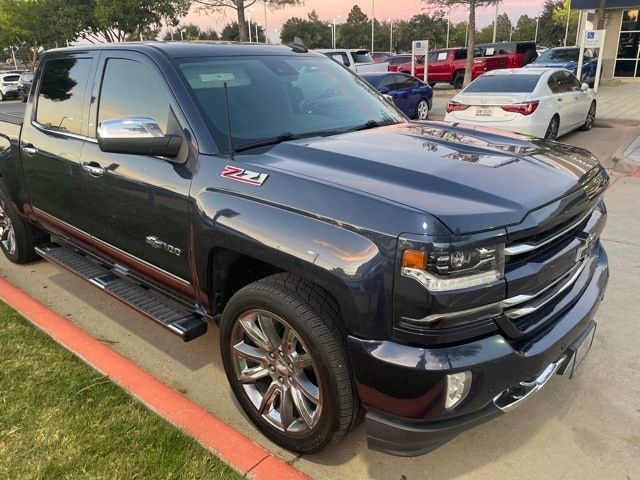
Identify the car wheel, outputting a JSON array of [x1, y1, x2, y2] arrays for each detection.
[[0, 91, 4, 102], [0, 181, 39, 264], [545, 115, 560, 141], [580, 101, 596, 131], [220, 273, 362, 454], [415, 99, 429, 120], [453, 72, 464, 89]]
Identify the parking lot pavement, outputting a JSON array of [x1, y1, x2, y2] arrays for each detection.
[[1, 103, 639, 480]]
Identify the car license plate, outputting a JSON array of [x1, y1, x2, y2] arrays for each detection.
[[476, 107, 492, 117], [569, 324, 596, 379]]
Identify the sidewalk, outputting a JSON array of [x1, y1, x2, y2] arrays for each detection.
[[596, 82, 640, 122]]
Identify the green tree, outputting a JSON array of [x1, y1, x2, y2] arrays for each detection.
[[552, 0, 579, 46], [477, 12, 511, 43], [536, 0, 573, 47], [337, 5, 370, 49], [0, 0, 88, 68], [78, 0, 190, 43], [422, 0, 501, 86], [221, 21, 266, 42], [164, 23, 219, 40], [513, 14, 537, 41], [197, 0, 302, 42], [279, 10, 331, 48]]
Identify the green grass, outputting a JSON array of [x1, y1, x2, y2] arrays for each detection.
[[0, 302, 242, 480]]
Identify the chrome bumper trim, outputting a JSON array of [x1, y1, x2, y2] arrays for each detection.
[[493, 356, 567, 413]]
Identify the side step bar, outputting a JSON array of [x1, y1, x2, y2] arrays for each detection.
[[35, 243, 207, 342]]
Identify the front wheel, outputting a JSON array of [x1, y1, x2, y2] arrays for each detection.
[[545, 115, 560, 141], [220, 273, 362, 454], [415, 99, 429, 120], [580, 101, 596, 131]]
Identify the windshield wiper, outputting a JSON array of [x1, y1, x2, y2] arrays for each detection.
[[235, 133, 298, 153], [344, 119, 398, 133]]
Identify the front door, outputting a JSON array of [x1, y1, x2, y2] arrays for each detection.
[[20, 53, 98, 246], [79, 52, 195, 297]]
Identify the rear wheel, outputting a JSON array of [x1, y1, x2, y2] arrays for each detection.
[[220, 273, 361, 454], [545, 115, 560, 141], [0, 182, 39, 264], [415, 99, 429, 120], [453, 71, 464, 89], [0, 91, 4, 101], [580, 101, 596, 131]]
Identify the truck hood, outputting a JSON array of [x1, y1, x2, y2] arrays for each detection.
[[259, 122, 599, 235]]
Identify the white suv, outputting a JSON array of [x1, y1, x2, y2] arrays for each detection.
[[0, 73, 23, 101]]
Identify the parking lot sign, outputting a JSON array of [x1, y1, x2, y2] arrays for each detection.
[[578, 29, 606, 92], [411, 40, 429, 83]]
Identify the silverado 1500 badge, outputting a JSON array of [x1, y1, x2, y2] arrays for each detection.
[[220, 165, 268, 186], [145, 236, 181, 256]]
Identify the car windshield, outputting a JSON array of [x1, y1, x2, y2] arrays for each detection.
[[536, 49, 579, 63], [353, 51, 374, 63], [464, 74, 541, 93], [176, 55, 404, 153]]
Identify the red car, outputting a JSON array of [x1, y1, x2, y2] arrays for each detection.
[[370, 51, 394, 63], [475, 42, 538, 68], [384, 54, 413, 72], [397, 48, 512, 88]]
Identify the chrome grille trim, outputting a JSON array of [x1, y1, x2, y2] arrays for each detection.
[[505, 202, 598, 256], [503, 259, 589, 320]]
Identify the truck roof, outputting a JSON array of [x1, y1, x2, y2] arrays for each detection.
[[46, 41, 320, 59]]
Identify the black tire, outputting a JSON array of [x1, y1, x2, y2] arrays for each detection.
[[0, 91, 4, 102], [453, 71, 464, 90], [0, 181, 39, 263], [580, 101, 596, 131], [545, 115, 560, 141], [220, 273, 362, 454]]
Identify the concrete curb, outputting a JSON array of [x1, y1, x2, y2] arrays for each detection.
[[0, 278, 310, 480]]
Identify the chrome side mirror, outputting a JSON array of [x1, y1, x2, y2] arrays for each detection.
[[581, 83, 589, 92], [97, 117, 182, 158], [383, 94, 395, 104]]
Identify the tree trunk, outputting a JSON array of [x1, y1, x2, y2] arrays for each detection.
[[237, 0, 248, 42], [464, 0, 476, 87], [596, 0, 606, 30]]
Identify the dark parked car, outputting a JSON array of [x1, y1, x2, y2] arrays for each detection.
[[0, 43, 609, 457], [526, 47, 598, 87], [361, 72, 433, 119], [17, 72, 34, 102]]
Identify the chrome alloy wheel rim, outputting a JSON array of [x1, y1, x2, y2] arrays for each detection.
[[230, 309, 322, 434], [0, 199, 16, 255], [417, 100, 429, 120]]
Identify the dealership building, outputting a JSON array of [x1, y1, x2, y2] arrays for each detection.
[[574, 0, 640, 80]]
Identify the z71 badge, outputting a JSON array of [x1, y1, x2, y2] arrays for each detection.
[[220, 165, 269, 186]]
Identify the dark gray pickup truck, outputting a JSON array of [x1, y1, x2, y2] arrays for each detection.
[[0, 42, 609, 456]]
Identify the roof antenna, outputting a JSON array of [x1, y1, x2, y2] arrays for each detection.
[[287, 36, 308, 53], [223, 82, 235, 160]]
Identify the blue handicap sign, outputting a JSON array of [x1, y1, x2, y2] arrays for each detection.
[[587, 32, 595, 40]]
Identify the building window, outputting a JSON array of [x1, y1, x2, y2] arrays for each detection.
[[615, 10, 640, 77]]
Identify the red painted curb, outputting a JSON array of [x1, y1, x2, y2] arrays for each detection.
[[0, 278, 310, 480]]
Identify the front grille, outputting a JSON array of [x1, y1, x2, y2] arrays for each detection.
[[498, 194, 606, 339]]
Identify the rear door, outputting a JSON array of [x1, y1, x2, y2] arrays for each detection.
[[393, 74, 419, 115], [79, 51, 195, 296], [20, 52, 98, 247], [428, 50, 452, 81], [547, 71, 577, 132], [563, 71, 591, 127]]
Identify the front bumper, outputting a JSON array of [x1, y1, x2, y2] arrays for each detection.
[[347, 245, 608, 456]]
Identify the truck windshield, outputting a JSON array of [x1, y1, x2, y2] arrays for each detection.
[[175, 55, 404, 154]]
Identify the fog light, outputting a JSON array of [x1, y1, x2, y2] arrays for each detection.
[[445, 371, 472, 410]]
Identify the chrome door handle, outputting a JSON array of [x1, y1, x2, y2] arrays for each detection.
[[82, 162, 105, 176], [557, 98, 563, 102], [21, 144, 37, 155]]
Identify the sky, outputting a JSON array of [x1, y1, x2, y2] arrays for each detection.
[[182, 0, 548, 41]]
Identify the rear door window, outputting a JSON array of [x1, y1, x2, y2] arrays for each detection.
[[548, 72, 568, 93], [36, 57, 92, 135], [377, 75, 396, 91], [395, 74, 417, 90], [465, 74, 540, 93]]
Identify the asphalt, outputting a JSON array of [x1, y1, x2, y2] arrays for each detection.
[[0, 98, 639, 479]]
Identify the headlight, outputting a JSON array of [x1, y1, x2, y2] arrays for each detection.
[[401, 244, 504, 291]]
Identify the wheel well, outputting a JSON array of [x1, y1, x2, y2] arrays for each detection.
[[208, 248, 283, 316]]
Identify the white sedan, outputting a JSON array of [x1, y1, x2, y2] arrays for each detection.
[[444, 68, 597, 140]]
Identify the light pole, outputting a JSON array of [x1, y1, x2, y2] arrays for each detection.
[[388, 19, 393, 53], [509, 26, 513, 42], [180, 29, 184, 41], [492, 3, 499, 42], [263, 1, 268, 41], [535, 17, 539, 42], [248, 8, 253, 42], [333, 15, 341, 49], [371, 0, 375, 52], [10, 46, 17, 69], [256, 23, 261, 43], [446, 8, 451, 48], [563, 0, 572, 47]]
